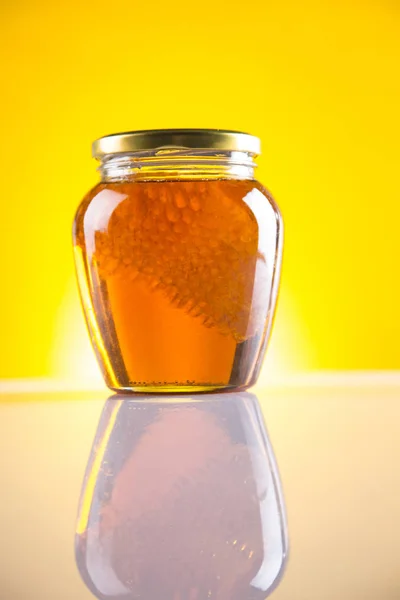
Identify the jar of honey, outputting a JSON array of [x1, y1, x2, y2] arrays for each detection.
[[73, 129, 283, 393]]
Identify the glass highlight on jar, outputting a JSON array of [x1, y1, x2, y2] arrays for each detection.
[[73, 129, 283, 393]]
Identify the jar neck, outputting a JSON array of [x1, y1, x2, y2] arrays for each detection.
[[98, 149, 257, 182]]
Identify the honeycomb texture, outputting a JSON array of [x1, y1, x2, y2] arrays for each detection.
[[93, 180, 260, 341]]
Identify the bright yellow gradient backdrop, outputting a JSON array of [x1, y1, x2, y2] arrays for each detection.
[[1, 0, 399, 380]]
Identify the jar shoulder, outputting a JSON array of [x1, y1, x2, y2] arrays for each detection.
[[73, 179, 281, 239]]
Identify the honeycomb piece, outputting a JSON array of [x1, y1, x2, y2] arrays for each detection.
[[93, 180, 262, 341]]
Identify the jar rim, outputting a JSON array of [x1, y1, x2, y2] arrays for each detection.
[[92, 129, 261, 160]]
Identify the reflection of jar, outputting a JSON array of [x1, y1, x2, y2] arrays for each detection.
[[75, 393, 288, 600], [73, 129, 283, 393]]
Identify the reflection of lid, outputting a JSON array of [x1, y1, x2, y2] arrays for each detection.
[[92, 129, 261, 159]]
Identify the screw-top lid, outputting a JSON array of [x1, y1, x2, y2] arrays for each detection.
[[92, 129, 261, 159]]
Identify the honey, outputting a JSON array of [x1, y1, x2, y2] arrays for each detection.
[[73, 130, 283, 393]]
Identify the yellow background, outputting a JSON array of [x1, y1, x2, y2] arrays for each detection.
[[1, 0, 399, 382]]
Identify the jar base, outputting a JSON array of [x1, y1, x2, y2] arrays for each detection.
[[109, 383, 249, 395]]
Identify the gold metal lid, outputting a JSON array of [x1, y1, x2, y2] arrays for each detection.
[[92, 129, 261, 159]]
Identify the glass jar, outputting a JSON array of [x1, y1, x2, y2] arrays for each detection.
[[73, 129, 283, 393]]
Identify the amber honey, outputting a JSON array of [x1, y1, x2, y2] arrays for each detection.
[[73, 130, 283, 392]]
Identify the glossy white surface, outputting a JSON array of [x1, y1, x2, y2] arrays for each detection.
[[1, 382, 399, 599]]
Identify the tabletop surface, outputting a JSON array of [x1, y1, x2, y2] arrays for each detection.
[[1, 380, 399, 600]]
